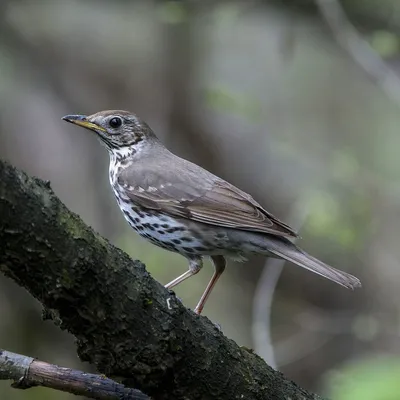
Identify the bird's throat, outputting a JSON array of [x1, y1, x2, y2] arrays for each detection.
[[108, 148, 135, 187], [110, 147, 136, 163]]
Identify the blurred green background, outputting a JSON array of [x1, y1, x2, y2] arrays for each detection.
[[1, 0, 400, 399]]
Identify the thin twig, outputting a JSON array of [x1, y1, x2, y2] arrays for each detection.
[[251, 258, 283, 369], [251, 199, 310, 369], [0, 349, 149, 400]]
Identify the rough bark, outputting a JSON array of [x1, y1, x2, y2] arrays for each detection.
[[0, 159, 325, 400]]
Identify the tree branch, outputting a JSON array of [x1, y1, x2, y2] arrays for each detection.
[[0, 349, 148, 400], [0, 159, 325, 400]]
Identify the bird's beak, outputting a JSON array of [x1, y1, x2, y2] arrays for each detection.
[[62, 115, 106, 132]]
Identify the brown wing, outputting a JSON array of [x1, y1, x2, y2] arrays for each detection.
[[117, 159, 298, 238]]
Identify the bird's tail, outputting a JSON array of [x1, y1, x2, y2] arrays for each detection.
[[266, 238, 361, 289]]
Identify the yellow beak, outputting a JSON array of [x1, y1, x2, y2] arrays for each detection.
[[62, 115, 106, 132]]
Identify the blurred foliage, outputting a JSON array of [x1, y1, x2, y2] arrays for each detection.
[[369, 31, 400, 58], [328, 357, 400, 400], [204, 86, 263, 121], [158, 1, 188, 24], [0, 387, 73, 400]]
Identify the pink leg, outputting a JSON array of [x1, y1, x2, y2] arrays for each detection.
[[165, 257, 203, 289], [194, 256, 226, 315]]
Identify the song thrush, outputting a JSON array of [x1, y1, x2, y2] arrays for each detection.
[[63, 110, 361, 314]]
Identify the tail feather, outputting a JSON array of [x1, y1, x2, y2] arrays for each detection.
[[268, 246, 361, 290]]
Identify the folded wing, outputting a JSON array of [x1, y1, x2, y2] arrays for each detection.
[[118, 160, 298, 238]]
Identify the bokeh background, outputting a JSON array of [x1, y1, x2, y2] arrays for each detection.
[[1, 0, 400, 399]]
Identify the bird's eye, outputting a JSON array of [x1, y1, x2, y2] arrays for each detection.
[[109, 117, 122, 129]]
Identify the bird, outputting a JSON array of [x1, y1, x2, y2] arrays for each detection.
[[62, 110, 361, 314]]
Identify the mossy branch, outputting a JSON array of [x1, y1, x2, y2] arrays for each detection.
[[0, 159, 325, 400]]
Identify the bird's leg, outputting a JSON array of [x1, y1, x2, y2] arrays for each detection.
[[165, 257, 203, 290], [194, 255, 226, 315]]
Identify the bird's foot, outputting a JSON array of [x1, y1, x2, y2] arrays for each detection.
[[213, 322, 222, 331]]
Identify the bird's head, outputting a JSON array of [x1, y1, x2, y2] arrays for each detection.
[[62, 110, 158, 158]]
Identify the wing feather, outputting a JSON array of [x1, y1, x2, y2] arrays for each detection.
[[117, 160, 297, 238]]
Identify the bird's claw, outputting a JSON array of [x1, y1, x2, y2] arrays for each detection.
[[213, 322, 222, 331]]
